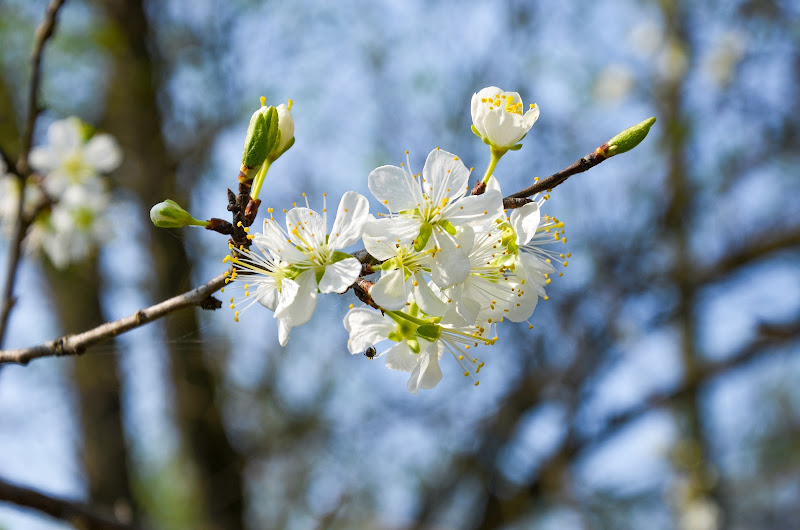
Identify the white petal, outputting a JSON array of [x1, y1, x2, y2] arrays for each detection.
[[275, 269, 317, 327], [510, 201, 540, 246], [421, 149, 470, 204], [430, 231, 470, 288], [318, 257, 361, 294], [443, 190, 503, 228], [364, 216, 420, 245], [483, 108, 526, 148], [48, 118, 82, 154], [362, 233, 399, 261], [384, 342, 418, 373], [412, 273, 448, 317], [368, 164, 419, 212], [278, 319, 291, 346], [523, 105, 540, 129], [328, 191, 369, 249], [273, 277, 300, 314], [255, 282, 280, 311], [370, 269, 408, 310], [83, 134, 122, 172], [285, 207, 326, 248], [343, 308, 394, 353], [29, 146, 58, 172], [406, 344, 442, 394]]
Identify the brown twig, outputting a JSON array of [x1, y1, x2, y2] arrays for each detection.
[[0, 0, 66, 348], [0, 475, 137, 530], [17, 0, 66, 177], [0, 271, 228, 365], [501, 145, 610, 208]]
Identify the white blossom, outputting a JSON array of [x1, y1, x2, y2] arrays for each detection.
[[471, 86, 539, 150]]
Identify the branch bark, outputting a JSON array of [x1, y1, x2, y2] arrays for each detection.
[[0, 271, 227, 365], [0, 0, 66, 347]]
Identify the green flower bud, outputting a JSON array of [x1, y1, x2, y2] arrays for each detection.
[[149, 199, 207, 228], [605, 117, 656, 157], [241, 103, 279, 170]]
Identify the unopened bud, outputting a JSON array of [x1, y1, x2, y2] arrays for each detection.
[[605, 117, 656, 157], [268, 101, 295, 162], [149, 199, 207, 228], [241, 104, 279, 173]]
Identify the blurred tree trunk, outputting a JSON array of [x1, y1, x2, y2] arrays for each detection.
[[96, 0, 244, 528], [658, 2, 727, 526], [45, 261, 136, 521], [0, 68, 136, 520]]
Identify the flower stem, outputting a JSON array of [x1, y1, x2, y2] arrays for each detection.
[[481, 148, 504, 184], [250, 160, 271, 202]]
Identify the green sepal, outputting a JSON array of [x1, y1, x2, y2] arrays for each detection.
[[407, 338, 421, 354], [414, 223, 433, 251], [471, 124, 483, 138], [268, 135, 295, 163], [263, 106, 280, 155], [606, 117, 656, 157], [315, 268, 325, 285], [416, 324, 441, 342], [241, 110, 268, 168], [330, 250, 352, 264], [437, 219, 457, 236], [388, 331, 403, 342], [508, 143, 523, 151]]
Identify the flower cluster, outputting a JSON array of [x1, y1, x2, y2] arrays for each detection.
[[0, 117, 121, 268], [221, 87, 569, 393]]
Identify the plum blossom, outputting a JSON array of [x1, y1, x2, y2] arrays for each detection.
[[366, 148, 503, 288], [471, 86, 539, 150]]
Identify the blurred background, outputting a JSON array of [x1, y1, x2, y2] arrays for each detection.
[[0, 0, 798, 528]]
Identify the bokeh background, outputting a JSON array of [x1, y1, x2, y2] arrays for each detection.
[[1, 0, 799, 528]]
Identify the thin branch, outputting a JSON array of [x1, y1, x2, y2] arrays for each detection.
[[0, 271, 228, 365], [17, 0, 66, 177], [692, 227, 800, 286], [502, 145, 611, 208], [0, 0, 66, 348], [533, 318, 800, 490], [0, 476, 137, 530]]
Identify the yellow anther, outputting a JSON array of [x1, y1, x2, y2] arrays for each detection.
[[528, 324, 534, 329], [474, 381, 480, 387], [463, 371, 469, 377], [259, 96, 266, 106], [349, 303, 354, 309], [287, 99, 293, 110], [237, 221, 243, 227]]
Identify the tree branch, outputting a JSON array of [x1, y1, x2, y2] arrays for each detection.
[[0, 476, 137, 530], [501, 146, 610, 208], [17, 0, 66, 177], [0, 271, 228, 365], [0, 0, 67, 348]]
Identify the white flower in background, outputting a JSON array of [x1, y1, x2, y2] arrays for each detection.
[[29, 117, 122, 196], [471, 86, 539, 150], [0, 117, 122, 268], [227, 191, 369, 346], [367, 148, 503, 288], [0, 173, 45, 236]]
